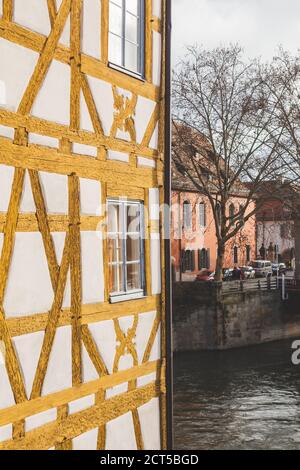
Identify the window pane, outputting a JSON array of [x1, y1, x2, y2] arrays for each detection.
[[109, 264, 125, 293], [125, 41, 138, 72], [108, 235, 124, 264], [109, 33, 122, 66], [109, 3, 123, 36], [125, 12, 138, 44], [107, 203, 121, 233], [127, 263, 141, 290], [126, 0, 138, 15], [126, 236, 140, 262], [126, 204, 140, 233]]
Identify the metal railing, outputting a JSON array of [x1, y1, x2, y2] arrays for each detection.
[[222, 277, 278, 293]]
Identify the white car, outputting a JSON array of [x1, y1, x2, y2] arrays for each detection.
[[250, 260, 272, 278]]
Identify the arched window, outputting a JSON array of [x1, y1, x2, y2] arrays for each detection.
[[229, 203, 235, 219], [233, 246, 239, 265], [183, 201, 192, 229], [199, 202, 206, 227]]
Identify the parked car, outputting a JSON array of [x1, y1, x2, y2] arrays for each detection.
[[272, 263, 288, 275], [240, 266, 255, 279], [249, 260, 272, 278], [195, 270, 215, 282]]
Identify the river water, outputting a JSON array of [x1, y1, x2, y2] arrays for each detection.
[[174, 339, 300, 450]]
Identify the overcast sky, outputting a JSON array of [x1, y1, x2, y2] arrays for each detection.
[[172, 0, 300, 65]]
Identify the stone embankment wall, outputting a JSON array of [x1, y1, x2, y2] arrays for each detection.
[[173, 282, 300, 351]]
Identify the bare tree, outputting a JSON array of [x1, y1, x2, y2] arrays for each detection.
[[172, 45, 288, 280]]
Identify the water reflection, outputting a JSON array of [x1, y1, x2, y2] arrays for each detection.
[[174, 340, 300, 450]]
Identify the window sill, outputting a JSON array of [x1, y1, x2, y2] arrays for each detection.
[[108, 62, 145, 82], [109, 291, 145, 304]]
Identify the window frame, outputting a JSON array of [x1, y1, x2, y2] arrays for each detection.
[[199, 202, 206, 228], [108, 0, 145, 79], [107, 198, 145, 303]]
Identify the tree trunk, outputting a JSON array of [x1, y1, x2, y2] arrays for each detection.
[[215, 244, 225, 282]]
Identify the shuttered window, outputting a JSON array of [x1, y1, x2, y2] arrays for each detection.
[[198, 248, 211, 270]]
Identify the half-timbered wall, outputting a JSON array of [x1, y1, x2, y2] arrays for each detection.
[[0, 0, 167, 450]]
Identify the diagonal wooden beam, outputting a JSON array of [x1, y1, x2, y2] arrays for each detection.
[[28, 170, 59, 292], [18, 0, 71, 115], [0, 307, 27, 404], [47, 0, 57, 27], [81, 325, 108, 377], [81, 74, 104, 135], [0, 168, 25, 303], [30, 233, 71, 399], [141, 104, 160, 148]]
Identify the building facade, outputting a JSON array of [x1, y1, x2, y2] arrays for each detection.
[[0, 0, 170, 450], [256, 185, 297, 267], [171, 188, 256, 281]]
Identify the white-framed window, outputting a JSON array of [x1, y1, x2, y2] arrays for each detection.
[[199, 202, 206, 227], [108, 0, 145, 77], [107, 199, 145, 303]]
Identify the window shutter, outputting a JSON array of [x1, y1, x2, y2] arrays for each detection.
[[206, 249, 211, 269], [198, 250, 202, 270]]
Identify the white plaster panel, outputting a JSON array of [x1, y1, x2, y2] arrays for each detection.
[[137, 156, 156, 169], [88, 321, 117, 374], [4, 233, 53, 317], [32, 60, 70, 125], [14, 0, 51, 36], [149, 188, 160, 220], [81, 231, 104, 303], [135, 97, 156, 144], [82, 0, 101, 58], [106, 383, 128, 399], [73, 142, 97, 158], [79, 178, 101, 216], [13, 331, 45, 398], [137, 372, 157, 387], [69, 394, 95, 414], [152, 32, 162, 87], [138, 398, 161, 450], [25, 408, 57, 432], [52, 232, 71, 308], [152, 0, 162, 18], [0, 164, 14, 212], [107, 150, 129, 163], [0, 79, 6, 105], [106, 412, 137, 450], [0, 3, 2, 16], [135, 311, 157, 363], [72, 428, 98, 450], [42, 326, 72, 395], [28, 133, 58, 149], [151, 237, 162, 295], [0, 39, 38, 111], [85, 76, 114, 135], [0, 363, 15, 410], [82, 343, 99, 383], [0, 125, 14, 139], [0, 424, 12, 443], [149, 123, 159, 149], [19, 170, 35, 213], [39, 172, 68, 214]]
